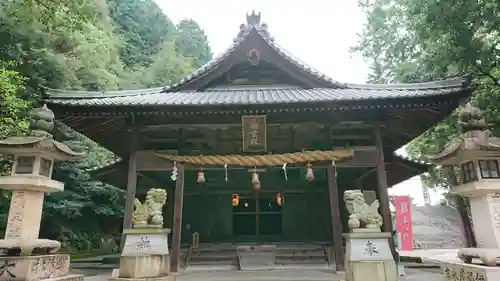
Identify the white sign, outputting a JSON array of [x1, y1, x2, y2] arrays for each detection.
[[348, 238, 393, 261], [122, 233, 169, 256]]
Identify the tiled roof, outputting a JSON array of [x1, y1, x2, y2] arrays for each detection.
[[44, 80, 469, 107], [42, 12, 473, 107]]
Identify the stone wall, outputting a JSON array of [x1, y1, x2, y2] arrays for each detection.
[[411, 204, 466, 249]]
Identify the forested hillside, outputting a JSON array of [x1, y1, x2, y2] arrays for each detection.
[[0, 0, 212, 250]]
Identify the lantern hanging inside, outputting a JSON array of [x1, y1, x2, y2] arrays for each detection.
[[306, 163, 315, 182], [252, 171, 261, 191], [197, 166, 205, 184], [232, 193, 240, 207], [276, 192, 284, 206]]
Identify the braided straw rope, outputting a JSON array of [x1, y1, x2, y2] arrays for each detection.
[[154, 149, 353, 167]]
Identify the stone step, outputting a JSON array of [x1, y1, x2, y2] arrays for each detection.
[[275, 243, 327, 250], [276, 250, 327, 257], [189, 254, 238, 262], [191, 248, 237, 254], [187, 259, 239, 267], [46, 275, 84, 281], [275, 256, 328, 263]]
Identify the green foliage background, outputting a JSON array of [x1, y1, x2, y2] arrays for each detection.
[[0, 0, 212, 250], [353, 0, 500, 190]]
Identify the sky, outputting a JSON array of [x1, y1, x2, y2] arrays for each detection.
[[154, 0, 443, 205]]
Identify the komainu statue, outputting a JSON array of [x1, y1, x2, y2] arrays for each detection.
[[344, 189, 383, 230], [132, 188, 167, 229]]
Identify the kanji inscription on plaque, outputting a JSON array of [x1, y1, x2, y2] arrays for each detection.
[[242, 115, 267, 152]]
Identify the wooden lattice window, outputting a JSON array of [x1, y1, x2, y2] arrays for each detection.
[[461, 161, 477, 183], [478, 160, 500, 179]]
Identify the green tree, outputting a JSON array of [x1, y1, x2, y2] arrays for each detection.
[[130, 42, 195, 88], [0, 0, 212, 249], [353, 0, 500, 189], [43, 124, 123, 249], [0, 64, 30, 227], [175, 19, 212, 68], [3, 0, 99, 32], [0, 63, 30, 141], [107, 0, 176, 67]]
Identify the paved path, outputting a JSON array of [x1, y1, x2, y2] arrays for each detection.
[[400, 249, 461, 264], [83, 268, 443, 281]]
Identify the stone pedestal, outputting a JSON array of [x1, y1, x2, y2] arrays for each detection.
[[111, 229, 171, 281], [454, 181, 500, 248], [442, 262, 500, 281], [344, 231, 397, 281], [0, 254, 82, 281]]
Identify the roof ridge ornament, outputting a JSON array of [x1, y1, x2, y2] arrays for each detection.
[[234, 11, 274, 42], [246, 10, 261, 27]]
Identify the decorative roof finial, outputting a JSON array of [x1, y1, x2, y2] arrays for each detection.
[[29, 104, 55, 138], [246, 10, 261, 27], [234, 11, 274, 42], [458, 101, 488, 134]]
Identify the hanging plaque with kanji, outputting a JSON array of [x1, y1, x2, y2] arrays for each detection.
[[242, 115, 267, 152]]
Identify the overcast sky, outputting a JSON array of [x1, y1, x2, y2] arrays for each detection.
[[154, 0, 442, 205]]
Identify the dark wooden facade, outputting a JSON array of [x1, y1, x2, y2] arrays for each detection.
[[43, 11, 473, 272]]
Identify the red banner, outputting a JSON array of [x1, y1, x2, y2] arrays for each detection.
[[391, 195, 413, 251]]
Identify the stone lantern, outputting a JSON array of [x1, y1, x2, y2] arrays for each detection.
[[0, 104, 84, 281], [427, 101, 500, 279]]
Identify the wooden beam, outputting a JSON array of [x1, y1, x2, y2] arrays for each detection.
[[136, 151, 175, 171], [171, 164, 185, 273], [327, 164, 345, 271], [139, 122, 368, 132], [373, 124, 397, 261], [121, 129, 138, 249]]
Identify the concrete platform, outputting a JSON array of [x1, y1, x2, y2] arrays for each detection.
[[399, 249, 462, 264], [83, 268, 443, 281]]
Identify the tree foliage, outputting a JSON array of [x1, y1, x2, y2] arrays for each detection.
[[175, 19, 213, 68], [107, 0, 176, 67], [0, 0, 212, 249], [354, 0, 500, 189]]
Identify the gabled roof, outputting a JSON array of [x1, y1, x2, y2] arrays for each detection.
[[163, 11, 346, 91], [42, 11, 473, 108]]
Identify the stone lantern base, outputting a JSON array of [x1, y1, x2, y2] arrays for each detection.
[[0, 254, 83, 281]]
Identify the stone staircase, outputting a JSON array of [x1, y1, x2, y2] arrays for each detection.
[[184, 243, 330, 270], [411, 204, 466, 249], [274, 243, 329, 268], [186, 243, 238, 269]]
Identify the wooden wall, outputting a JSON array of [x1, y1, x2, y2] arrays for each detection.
[[156, 168, 350, 243]]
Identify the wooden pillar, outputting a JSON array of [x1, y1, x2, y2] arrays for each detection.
[[120, 131, 138, 249], [171, 163, 185, 273], [373, 125, 397, 260], [327, 164, 345, 271]]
